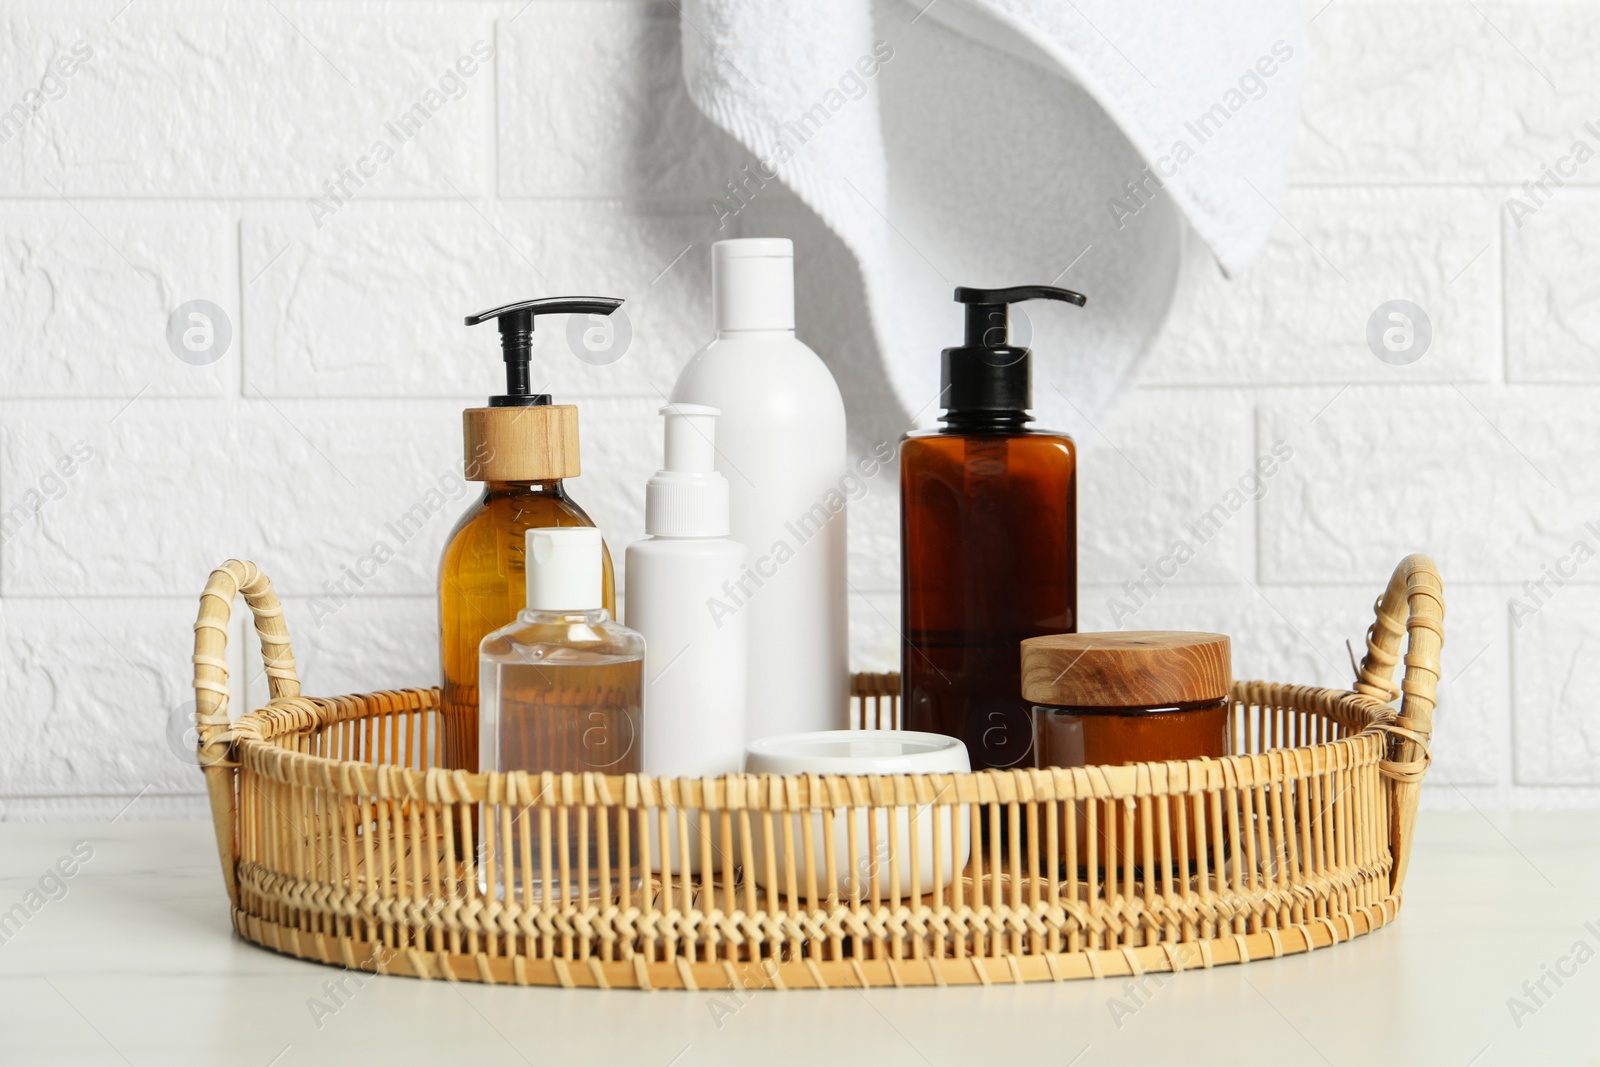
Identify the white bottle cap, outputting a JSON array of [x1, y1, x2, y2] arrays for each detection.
[[646, 404, 730, 538], [525, 526, 604, 611], [713, 238, 795, 332]]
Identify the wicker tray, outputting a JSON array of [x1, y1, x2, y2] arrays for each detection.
[[190, 555, 1442, 990]]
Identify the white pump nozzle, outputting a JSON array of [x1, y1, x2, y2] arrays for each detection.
[[662, 404, 717, 474], [646, 404, 729, 538]]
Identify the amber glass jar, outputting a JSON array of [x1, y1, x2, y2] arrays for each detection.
[[1022, 631, 1231, 872]]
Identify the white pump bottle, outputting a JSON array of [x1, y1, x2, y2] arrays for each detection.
[[626, 404, 749, 780], [670, 239, 850, 742]]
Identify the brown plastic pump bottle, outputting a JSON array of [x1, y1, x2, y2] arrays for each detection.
[[901, 285, 1086, 770], [439, 297, 620, 771]]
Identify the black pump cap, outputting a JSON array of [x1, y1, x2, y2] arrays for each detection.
[[465, 296, 624, 407], [941, 285, 1087, 423]]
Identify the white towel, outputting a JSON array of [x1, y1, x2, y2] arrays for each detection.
[[681, 0, 1301, 429]]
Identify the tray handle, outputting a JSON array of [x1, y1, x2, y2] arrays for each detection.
[[1352, 553, 1443, 895], [192, 560, 300, 906]]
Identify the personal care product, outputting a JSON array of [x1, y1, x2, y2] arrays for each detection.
[[626, 404, 748, 781], [900, 285, 1086, 770], [440, 297, 620, 772], [744, 730, 970, 895], [479, 526, 644, 899], [1022, 630, 1231, 870], [671, 239, 848, 741]]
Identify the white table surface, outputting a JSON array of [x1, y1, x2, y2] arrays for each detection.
[[1, 811, 1595, 1066]]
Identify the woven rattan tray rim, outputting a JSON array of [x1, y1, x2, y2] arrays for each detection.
[[221, 682, 1392, 808], [189, 554, 1443, 990]]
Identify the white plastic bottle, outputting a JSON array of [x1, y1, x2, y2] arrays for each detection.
[[670, 238, 849, 741], [626, 404, 749, 779]]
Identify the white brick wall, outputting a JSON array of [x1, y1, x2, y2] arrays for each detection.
[[2, 0, 1592, 818]]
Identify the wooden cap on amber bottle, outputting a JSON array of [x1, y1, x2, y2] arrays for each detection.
[[462, 405, 581, 482], [1020, 631, 1231, 708]]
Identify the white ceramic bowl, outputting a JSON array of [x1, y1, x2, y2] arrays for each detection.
[[744, 730, 972, 897]]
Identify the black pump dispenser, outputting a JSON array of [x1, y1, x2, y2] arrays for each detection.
[[941, 285, 1086, 425], [465, 296, 624, 407]]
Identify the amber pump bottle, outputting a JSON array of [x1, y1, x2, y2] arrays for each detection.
[[439, 297, 620, 772], [901, 284, 1086, 770]]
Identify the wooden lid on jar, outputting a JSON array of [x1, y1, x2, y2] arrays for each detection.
[[1020, 631, 1231, 708]]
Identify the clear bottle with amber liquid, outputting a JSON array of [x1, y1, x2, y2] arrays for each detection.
[[440, 297, 621, 772], [901, 285, 1085, 770], [479, 527, 643, 901]]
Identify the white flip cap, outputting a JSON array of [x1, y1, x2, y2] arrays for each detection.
[[525, 526, 603, 611], [646, 404, 729, 538], [713, 238, 795, 332]]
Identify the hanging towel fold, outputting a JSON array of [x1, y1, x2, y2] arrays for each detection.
[[680, 0, 1301, 428]]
